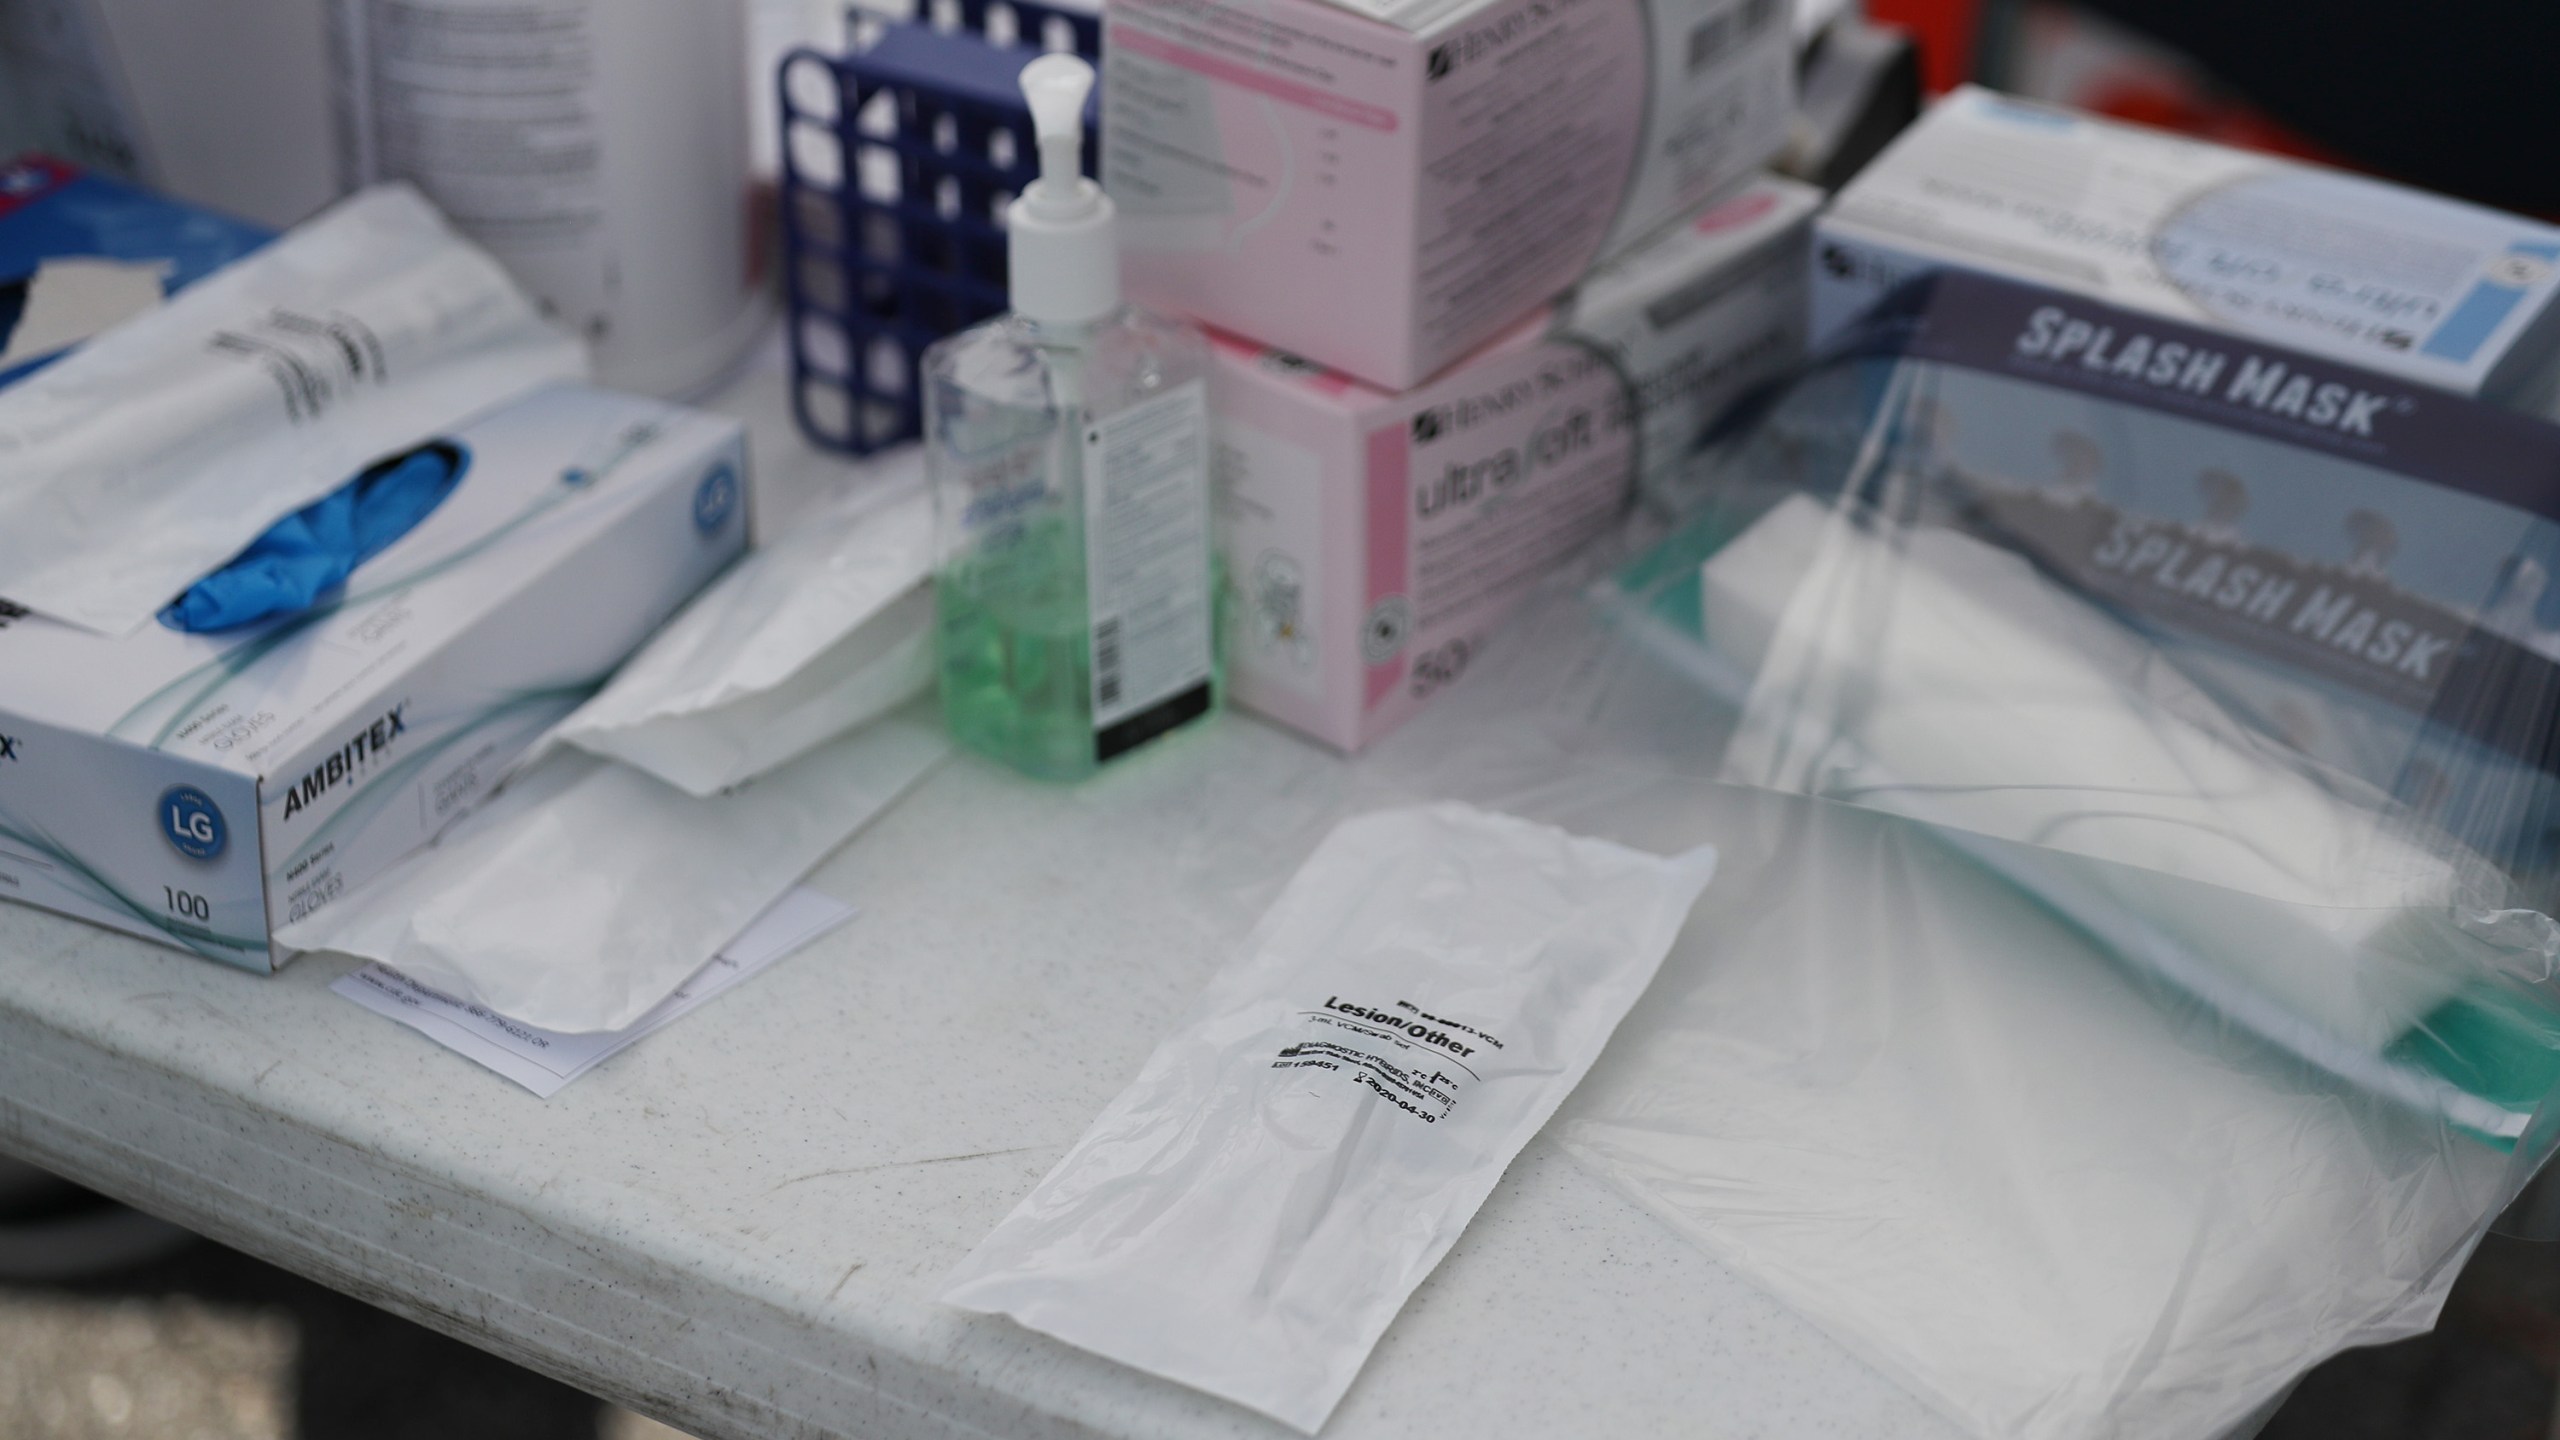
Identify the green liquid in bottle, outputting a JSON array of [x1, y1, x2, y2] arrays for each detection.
[[925, 307, 1219, 782], [937, 514, 1103, 782]]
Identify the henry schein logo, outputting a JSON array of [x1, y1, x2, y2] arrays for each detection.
[[1411, 408, 1449, 443], [1427, 0, 1593, 82]]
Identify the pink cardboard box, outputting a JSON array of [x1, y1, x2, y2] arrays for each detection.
[[1103, 0, 1794, 391], [1216, 178, 1818, 750]]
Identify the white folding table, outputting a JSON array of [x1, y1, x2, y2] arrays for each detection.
[[0, 345, 1963, 1440]]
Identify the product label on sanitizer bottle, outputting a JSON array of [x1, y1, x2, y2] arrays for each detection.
[[1084, 379, 1215, 761]]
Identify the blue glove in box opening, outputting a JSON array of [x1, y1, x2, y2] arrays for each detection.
[[160, 441, 470, 633]]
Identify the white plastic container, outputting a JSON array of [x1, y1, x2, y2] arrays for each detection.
[[332, 0, 770, 397], [0, 0, 341, 230]]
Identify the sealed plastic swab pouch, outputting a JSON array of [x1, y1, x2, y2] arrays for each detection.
[[530, 483, 935, 796], [278, 717, 948, 1033], [0, 183, 585, 635], [943, 802, 1717, 1433], [1590, 271, 2560, 1143]]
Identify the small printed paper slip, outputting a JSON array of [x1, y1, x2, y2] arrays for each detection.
[[332, 886, 856, 1097]]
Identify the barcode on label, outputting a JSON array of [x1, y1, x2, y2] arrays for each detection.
[[1095, 618, 1123, 708], [1689, 0, 1774, 71]]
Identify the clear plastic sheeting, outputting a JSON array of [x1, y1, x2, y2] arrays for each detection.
[[1284, 583, 2559, 1440], [1211, 268, 2560, 1439], [1557, 785, 2521, 1440], [1701, 492, 2545, 1134], [1718, 494, 2466, 936]]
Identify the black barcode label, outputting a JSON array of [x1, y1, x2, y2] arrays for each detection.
[[1082, 380, 1214, 751], [1095, 618, 1123, 707]]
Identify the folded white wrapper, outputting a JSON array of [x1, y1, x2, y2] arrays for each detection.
[[278, 717, 948, 1033], [532, 484, 936, 796], [1709, 494, 2467, 1052], [944, 802, 1718, 1433], [0, 184, 586, 635]]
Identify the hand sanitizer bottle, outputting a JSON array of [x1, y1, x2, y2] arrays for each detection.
[[925, 54, 1218, 782]]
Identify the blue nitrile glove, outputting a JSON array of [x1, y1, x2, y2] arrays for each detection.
[[158, 442, 467, 633]]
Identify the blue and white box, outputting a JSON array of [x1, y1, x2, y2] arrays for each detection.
[[0, 383, 749, 970], [1811, 87, 2560, 405], [0, 153, 271, 389]]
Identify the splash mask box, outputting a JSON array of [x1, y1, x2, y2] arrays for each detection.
[[1812, 87, 2560, 407]]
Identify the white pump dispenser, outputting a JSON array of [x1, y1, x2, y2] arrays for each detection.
[[1006, 55, 1118, 326], [924, 48, 1216, 781]]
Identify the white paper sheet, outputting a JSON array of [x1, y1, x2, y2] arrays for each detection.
[[286, 716, 946, 1033], [332, 885, 855, 1096]]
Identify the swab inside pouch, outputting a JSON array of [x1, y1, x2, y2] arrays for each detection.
[[943, 802, 1717, 1433]]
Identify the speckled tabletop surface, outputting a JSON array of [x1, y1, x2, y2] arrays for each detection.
[[0, 346, 1963, 1440]]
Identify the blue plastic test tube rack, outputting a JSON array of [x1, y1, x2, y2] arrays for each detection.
[[779, 4, 1102, 454]]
